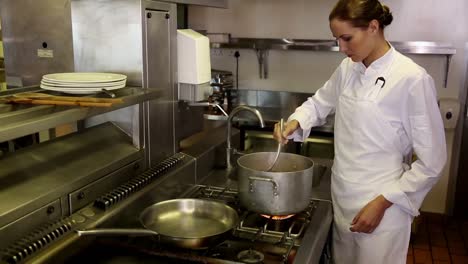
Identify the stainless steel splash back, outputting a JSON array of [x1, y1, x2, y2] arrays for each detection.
[[143, 5, 178, 167], [71, 0, 144, 155], [0, 0, 75, 86], [71, 0, 178, 167], [71, 0, 143, 86]]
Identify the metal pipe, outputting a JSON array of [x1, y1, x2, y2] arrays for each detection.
[[226, 105, 265, 170], [188, 101, 228, 116]]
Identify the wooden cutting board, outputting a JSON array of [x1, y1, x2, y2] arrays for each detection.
[[1, 92, 123, 107]]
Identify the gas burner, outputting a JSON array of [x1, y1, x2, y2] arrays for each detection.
[[174, 185, 327, 263], [187, 185, 316, 245], [260, 214, 296, 220], [237, 249, 265, 264]]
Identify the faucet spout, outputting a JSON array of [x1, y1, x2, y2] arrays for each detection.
[[226, 106, 265, 170]]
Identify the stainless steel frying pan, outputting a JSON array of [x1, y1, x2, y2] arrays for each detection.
[[77, 198, 239, 249]]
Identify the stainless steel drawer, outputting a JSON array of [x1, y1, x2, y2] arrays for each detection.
[[68, 160, 143, 213], [0, 199, 62, 249]]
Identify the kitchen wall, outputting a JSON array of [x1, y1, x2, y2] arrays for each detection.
[[188, 0, 468, 214]]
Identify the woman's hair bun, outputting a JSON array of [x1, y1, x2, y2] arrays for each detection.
[[329, 0, 393, 29], [381, 4, 393, 27]]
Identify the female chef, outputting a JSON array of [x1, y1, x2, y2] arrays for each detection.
[[273, 0, 447, 263]]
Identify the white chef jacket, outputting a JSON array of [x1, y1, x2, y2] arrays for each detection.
[[288, 47, 447, 217]]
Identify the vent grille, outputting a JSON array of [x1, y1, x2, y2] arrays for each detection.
[[94, 153, 185, 210], [1, 218, 76, 264]]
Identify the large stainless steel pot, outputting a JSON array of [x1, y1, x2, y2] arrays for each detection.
[[237, 152, 314, 215], [77, 199, 239, 249]]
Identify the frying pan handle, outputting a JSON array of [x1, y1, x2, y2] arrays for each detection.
[[76, 228, 159, 237], [248, 176, 279, 196]]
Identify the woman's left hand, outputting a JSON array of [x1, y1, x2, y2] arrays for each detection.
[[349, 195, 393, 234]]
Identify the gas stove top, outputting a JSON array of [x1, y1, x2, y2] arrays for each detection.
[[60, 185, 331, 264], [1, 153, 332, 264], [182, 185, 323, 263], [188, 185, 317, 247], [67, 185, 331, 264]]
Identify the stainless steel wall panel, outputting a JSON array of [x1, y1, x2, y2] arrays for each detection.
[[71, 0, 178, 167], [236, 89, 258, 106], [142, 2, 178, 167], [0, 0, 74, 86], [453, 43, 468, 217], [71, 0, 143, 86], [71, 0, 144, 149]]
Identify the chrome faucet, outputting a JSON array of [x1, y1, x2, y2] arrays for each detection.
[[226, 105, 265, 170]]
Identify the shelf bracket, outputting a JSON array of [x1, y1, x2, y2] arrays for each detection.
[[444, 54, 452, 88], [255, 49, 269, 79]]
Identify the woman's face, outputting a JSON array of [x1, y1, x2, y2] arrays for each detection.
[[330, 18, 375, 63]]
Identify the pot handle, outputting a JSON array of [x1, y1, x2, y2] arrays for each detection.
[[76, 228, 159, 237], [248, 176, 279, 196]]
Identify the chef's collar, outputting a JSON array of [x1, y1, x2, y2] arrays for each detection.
[[352, 43, 395, 76]]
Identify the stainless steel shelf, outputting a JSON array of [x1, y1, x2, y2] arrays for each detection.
[[159, 0, 227, 8], [0, 122, 142, 229], [0, 86, 162, 142], [211, 38, 456, 86], [211, 38, 456, 55]]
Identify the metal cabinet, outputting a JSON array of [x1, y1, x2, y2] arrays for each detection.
[[69, 160, 143, 213]]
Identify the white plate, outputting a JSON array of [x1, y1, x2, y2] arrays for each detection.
[[41, 80, 126, 88], [40, 83, 125, 91], [42, 72, 127, 83], [40, 83, 125, 94], [40, 89, 100, 95]]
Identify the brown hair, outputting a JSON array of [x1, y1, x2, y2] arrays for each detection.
[[329, 0, 393, 29]]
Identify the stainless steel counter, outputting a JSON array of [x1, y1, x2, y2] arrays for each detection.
[[19, 153, 196, 264], [0, 122, 144, 249]]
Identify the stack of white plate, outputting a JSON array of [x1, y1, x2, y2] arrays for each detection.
[[40, 72, 127, 94]]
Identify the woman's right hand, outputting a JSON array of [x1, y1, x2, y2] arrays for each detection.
[[273, 119, 300, 145]]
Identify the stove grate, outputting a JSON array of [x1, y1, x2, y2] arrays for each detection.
[[188, 185, 317, 246]]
